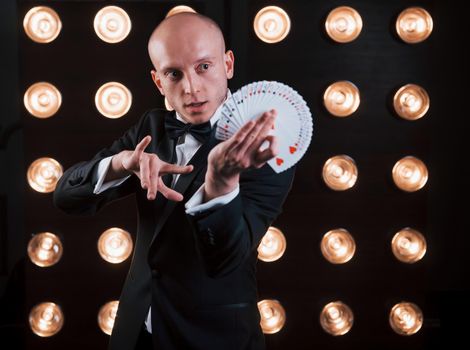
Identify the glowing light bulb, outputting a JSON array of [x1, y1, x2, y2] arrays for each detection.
[[396, 7, 433, 43], [98, 300, 119, 335], [322, 155, 358, 190], [258, 226, 286, 262], [28, 232, 63, 267], [27, 157, 63, 193], [254, 6, 291, 44], [23, 6, 62, 43], [323, 81, 360, 117], [29, 302, 64, 337], [389, 302, 423, 335], [320, 301, 354, 335], [94, 6, 131, 43], [98, 228, 133, 264], [258, 299, 286, 334], [325, 6, 362, 43], [95, 82, 132, 119]]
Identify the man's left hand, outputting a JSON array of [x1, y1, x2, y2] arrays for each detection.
[[204, 109, 278, 202]]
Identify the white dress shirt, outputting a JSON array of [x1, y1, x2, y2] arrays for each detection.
[[92, 89, 239, 332]]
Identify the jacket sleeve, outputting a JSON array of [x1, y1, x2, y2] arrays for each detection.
[[186, 164, 296, 278], [52, 111, 150, 216]]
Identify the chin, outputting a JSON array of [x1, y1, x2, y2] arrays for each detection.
[[193, 114, 212, 124], [191, 110, 215, 124], [177, 112, 209, 125]]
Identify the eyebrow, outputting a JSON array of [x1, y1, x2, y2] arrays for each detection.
[[161, 56, 216, 72]]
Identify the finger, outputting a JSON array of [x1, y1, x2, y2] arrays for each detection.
[[134, 135, 152, 158], [246, 110, 277, 154], [224, 118, 258, 155], [139, 155, 151, 191], [233, 110, 276, 157], [254, 135, 279, 165], [159, 163, 194, 176], [255, 109, 276, 139], [157, 177, 184, 202], [146, 156, 159, 200]]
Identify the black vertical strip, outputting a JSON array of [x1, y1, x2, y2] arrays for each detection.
[[227, 0, 248, 89], [428, 0, 469, 346], [0, 195, 6, 275], [1, 0, 26, 345], [1, 0, 24, 281]]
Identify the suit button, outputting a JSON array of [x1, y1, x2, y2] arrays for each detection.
[[151, 269, 161, 278]]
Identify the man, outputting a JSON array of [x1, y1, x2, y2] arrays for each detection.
[[53, 12, 295, 350]]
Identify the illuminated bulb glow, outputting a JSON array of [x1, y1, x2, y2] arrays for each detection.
[[396, 7, 433, 43], [23, 6, 62, 43], [95, 82, 132, 119], [323, 81, 360, 117], [27, 157, 63, 193], [321, 229, 356, 264], [392, 228, 426, 263], [29, 302, 64, 337], [166, 5, 196, 18], [98, 301, 119, 335], [253, 6, 291, 44], [98, 228, 133, 264], [28, 232, 63, 267], [257, 299, 286, 334], [24, 82, 62, 118], [393, 84, 429, 120], [94, 6, 131, 43], [258, 227, 286, 262], [320, 301, 354, 335], [389, 302, 423, 335], [392, 156, 428, 192], [322, 155, 358, 190], [325, 6, 362, 43]]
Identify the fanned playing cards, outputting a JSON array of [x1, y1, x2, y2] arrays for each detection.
[[215, 81, 313, 173]]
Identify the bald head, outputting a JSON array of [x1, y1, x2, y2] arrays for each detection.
[[148, 12, 226, 69], [146, 12, 234, 124]]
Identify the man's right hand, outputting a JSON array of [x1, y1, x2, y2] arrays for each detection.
[[108, 135, 193, 201]]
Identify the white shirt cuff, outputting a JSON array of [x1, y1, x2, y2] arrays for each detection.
[[145, 307, 152, 333], [93, 156, 131, 194], [185, 183, 240, 216]]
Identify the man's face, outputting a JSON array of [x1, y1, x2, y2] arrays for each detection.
[[149, 20, 234, 124]]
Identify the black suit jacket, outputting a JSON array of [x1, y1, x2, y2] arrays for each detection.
[[53, 109, 296, 350]]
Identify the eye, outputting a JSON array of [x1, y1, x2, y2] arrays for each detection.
[[166, 70, 181, 80], [199, 63, 210, 71]]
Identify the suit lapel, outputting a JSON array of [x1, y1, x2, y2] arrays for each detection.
[[149, 124, 220, 249], [155, 120, 176, 165]]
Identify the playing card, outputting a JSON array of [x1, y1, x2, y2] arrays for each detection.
[[215, 80, 313, 173]]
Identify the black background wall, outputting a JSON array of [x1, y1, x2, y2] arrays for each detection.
[[1, 0, 468, 349]]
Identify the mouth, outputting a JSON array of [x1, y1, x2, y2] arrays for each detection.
[[185, 101, 207, 107], [184, 101, 208, 112]]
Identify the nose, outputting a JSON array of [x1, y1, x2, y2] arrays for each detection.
[[182, 71, 201, 95]]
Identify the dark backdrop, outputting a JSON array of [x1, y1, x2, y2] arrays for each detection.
[[1, 0, 468, 349]]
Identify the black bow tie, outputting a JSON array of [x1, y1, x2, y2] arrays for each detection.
[[164, 114, 212, 143]]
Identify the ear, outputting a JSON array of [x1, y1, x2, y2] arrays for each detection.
[[150, 70, 165, 96], [224, 50, 235, 80]]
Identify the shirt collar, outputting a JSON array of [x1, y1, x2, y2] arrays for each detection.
[[175, 88, 232, 127]]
